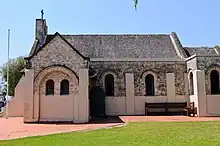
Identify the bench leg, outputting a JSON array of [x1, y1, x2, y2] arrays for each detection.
[[184, 110, 187, 116], [145, 108, 148, 116], [165, 105, 168, 115], [182, 110, 185, 116], [188, 111, 192, 117], [193, 111, 195, 117]]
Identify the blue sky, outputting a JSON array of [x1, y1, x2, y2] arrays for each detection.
[[0, 0, 219, 65]]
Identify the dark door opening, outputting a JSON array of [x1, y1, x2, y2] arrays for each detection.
[[89, 86, 106, 117]]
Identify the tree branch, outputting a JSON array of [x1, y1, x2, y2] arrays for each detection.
[[134, 0, 138, 10]]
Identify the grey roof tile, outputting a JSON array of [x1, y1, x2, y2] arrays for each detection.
[[184, 47, 217, 56], [61, 34, 179, 58]]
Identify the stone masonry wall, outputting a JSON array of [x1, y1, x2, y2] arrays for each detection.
[[90, 61, 186, 96], [197, 56, 220, 95], [28, 34, 187, 97], [197, 56, 220, 70], [34, 66, 79, 96], [39, 71, 78, 96], [30, 35, 87, 79]]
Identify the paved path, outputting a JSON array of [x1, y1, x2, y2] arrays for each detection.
[[1, 116, 220, 140], [0, 117, 123, 140], [120, 116, 220, 122]]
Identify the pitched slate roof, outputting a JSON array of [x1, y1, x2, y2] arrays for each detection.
[[25, 32, 89, 60], [26, 32, 220, 60], [184, 47, 217, 57], [61, 34, 180, 58], [28, 39, 39, 56]]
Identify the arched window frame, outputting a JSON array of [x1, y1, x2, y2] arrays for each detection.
[[188, 70, 194, 95], [45, 79, 54, 95], [142, 71, 157, 96], [206, 65, 220, 95], [102, 72, 117, 97], [60, 79, 70, 95], [210, 69, 220, 95]]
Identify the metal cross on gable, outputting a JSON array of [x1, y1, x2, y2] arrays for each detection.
[[41, 9, 44, 20]]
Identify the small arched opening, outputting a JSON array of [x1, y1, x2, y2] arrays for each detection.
[[104, 74, 114, 96], [45, 79, 54, 95], [189, 72, 194, 95], [145, 74, 155, 96], [60, 79, 69, 95], [210, 70, 220, 94]]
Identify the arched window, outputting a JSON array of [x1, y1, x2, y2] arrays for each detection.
[[145, 74, 155, 96], [210, 70, 220, 94], [46, 79, 54, 95], [105, 74, 114, 96], [189, 72, 194, 95], [60, 79, 69, 95]]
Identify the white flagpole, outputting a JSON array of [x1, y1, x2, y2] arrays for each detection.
[[6, 29, 10, 119]]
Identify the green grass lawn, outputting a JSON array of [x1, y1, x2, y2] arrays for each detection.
[[1, 121, 220, 146]]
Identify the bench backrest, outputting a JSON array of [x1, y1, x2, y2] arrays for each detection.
[[145, 103, 166, 108], [145, 102, 187, 108], [166, 102, 187, 107]]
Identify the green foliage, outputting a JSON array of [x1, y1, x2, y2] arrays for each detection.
[[0, 56, 25, 96], [134, 0, 138, 10], [1, 121, 220, 145], [215, 45, 220, 48]]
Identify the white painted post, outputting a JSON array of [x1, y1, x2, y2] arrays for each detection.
[[193, 70, 207, 116], [23, 69, 34, 122], [125, 73, 135, 115], [77, 68, 89, 123], [166, 73, 175, 102]]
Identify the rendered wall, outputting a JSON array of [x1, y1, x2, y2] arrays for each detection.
[[38, 69, 77, 122], [23, 69, 34, 122], [134, 96, 187, 115], [6, 76, 25, 117], [35, 68, 89, 123], [192, 70, 207, 116], [166, 73, 175, 102], [125, 73, 135, 115], [33, 66, 79, 123], [206, 95, 220, 116], [105, 97, 126, 115], [105, 95, 187, 116], [187, 57, 197, 71], [40, 95, 74, 121], [105, 72, 187, 115], [77, 68, 89, 123]]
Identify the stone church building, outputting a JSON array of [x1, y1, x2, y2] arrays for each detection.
[[5, 16, 220, 123]]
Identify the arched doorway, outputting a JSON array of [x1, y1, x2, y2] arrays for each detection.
[[210, 70, 220, 94], [89, 86, 106, 117]]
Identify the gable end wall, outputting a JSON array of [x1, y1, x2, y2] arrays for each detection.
[[30, 35, 88, 78]]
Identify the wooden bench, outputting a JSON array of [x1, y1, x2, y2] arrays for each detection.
[[182, 102, 197, 117], [145, 102, 187, 115]]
